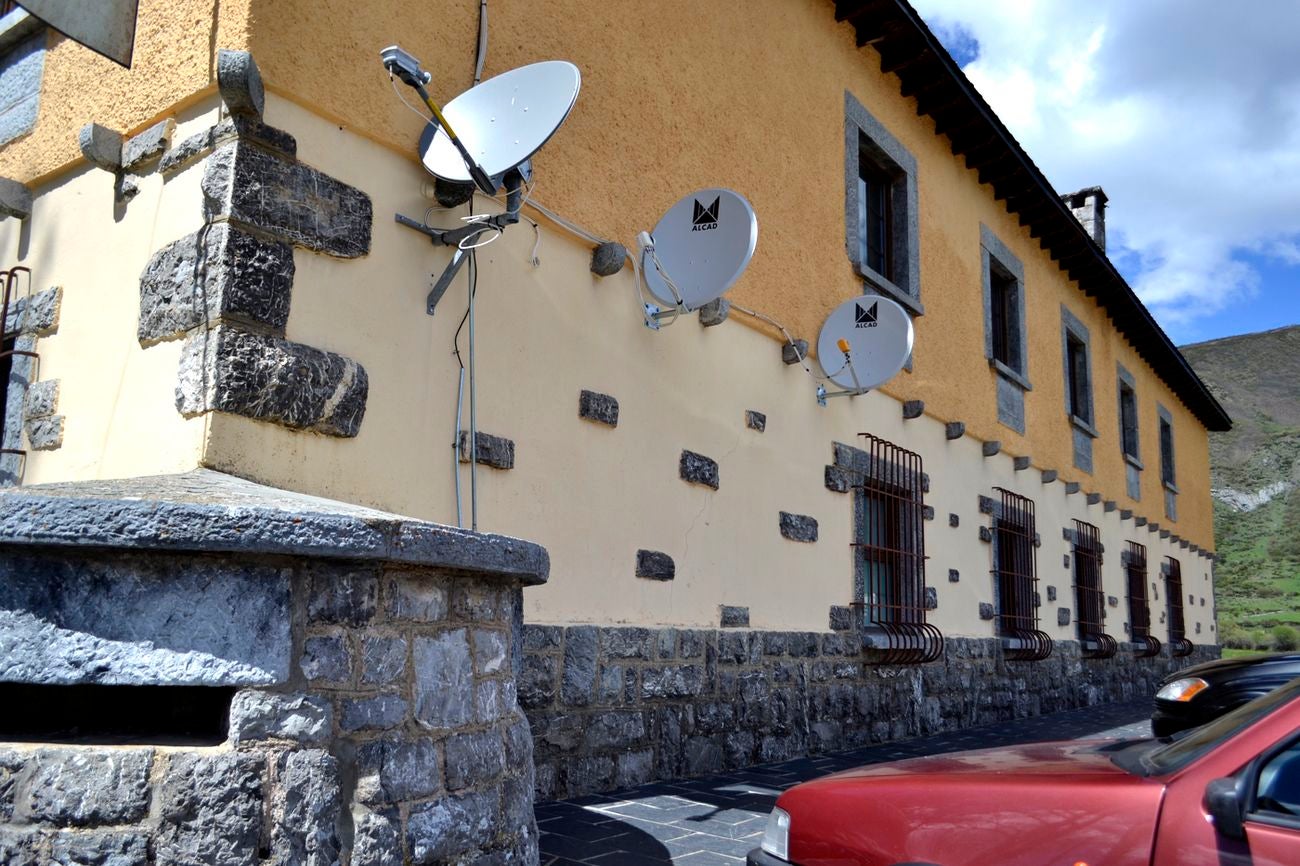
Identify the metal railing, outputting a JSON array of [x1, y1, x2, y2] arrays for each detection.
[[1126, 541, 1161, 657], [1072, 519, 1117, 658], [1166, 556, 1193, 657], [992, 487, 1052, 661], [851, 432, 943, 664]]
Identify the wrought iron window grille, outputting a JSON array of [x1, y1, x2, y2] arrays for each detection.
[[991, 487, 1052, 661], [1165, 556, 1193, 657], [1125, 541, 1161, 658], [1071, 520, 1116, 658]]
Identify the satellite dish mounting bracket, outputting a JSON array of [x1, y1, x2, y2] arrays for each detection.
[[395, 167, 527, 316]]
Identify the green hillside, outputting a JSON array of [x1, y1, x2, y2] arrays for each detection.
[[1181, 325, 1300, 649]]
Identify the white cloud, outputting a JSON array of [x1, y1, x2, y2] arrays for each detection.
[[911, 0, 1300, 341]]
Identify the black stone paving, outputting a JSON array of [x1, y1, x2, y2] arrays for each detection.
[[536, 700, 1154, 865]]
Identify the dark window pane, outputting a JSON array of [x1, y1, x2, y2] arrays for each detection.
[[1120, 384, 1139, 457], [990, 271, 1017, 369], [859, 156, 893, 279], [1066, 335, 1090, 423], [1160, 418, 1176, 485]]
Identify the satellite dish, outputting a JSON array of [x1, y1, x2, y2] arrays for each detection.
[[18, 0, 138, 67], [640, 188, 758, 312], [420, 61, 581, 183], [816, 294, 913, 393]]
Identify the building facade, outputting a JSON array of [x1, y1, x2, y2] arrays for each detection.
[[0, 0, 1228, 851]]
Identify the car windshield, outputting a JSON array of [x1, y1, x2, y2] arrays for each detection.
[[1140, 678, 1300, 776]]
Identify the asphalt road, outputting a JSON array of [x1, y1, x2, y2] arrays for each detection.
[[535, 700, 1154, 865]]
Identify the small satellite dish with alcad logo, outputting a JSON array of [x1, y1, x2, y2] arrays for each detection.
[[816, 294, 913, 397], [639, 188, 758, 317]]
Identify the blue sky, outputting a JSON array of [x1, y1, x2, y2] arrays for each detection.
[[913, 1, 1300, 346]]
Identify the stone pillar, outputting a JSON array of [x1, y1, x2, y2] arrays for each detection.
[[0, 470, 549, 865]]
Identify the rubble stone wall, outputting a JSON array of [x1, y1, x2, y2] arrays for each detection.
[[521, 623, 1218, 802]]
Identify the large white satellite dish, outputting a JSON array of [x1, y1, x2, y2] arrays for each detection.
[[640, 188, 758, 313], [420, 61, 581, 183], [816, 294, 913, 396]]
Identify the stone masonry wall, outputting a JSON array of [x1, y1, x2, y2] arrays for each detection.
[[520, 623, 1217, 802], [0, 471, 551, 866]]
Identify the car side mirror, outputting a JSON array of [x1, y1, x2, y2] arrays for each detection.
[[1206, 777, 1246, 840]]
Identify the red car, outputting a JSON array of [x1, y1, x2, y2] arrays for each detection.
[[749, 678, 1300, 866]]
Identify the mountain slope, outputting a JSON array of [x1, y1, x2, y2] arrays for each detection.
[[1181, 325, 1300, 645]]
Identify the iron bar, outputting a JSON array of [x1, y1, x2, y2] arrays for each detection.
[[1126, 542, 1160, 657], [1166, 556, 1193, 657], [1072, 520, 1117, 658], [992, 487, 1052, 661]]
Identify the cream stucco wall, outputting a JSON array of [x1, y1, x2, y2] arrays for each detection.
[[188, 94, 1216, 642], [0, 103, 223, 483]]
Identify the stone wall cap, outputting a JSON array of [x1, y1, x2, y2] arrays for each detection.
[[0, 469, 549, 584]]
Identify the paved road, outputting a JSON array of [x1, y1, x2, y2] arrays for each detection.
[[536, 700, 1154, 865]]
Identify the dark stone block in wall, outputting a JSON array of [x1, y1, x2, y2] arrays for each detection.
[[1047, 585, 1057, 602], [1086, 492, 1101, 505], [1041, 469, 1058, 484], [979, 526, 992, 543], [1014, 456, 1031, 470], [779, 511, 818, 543], [458, 431, 515, 470], [824, 465, 851, 493], [949, 513, 959, 527], [745, 410, 766, 432], [635, 549, 675, 581], [217, 49, 266, 118], [719, 605, 749, 628], [902, 400, 924, 419], [948, 568, 959, 583], [203, 141, 372, 258], [978, 495, 994, 514], [945, 422, 965, 440], [590, 242, 626, 276], [561, 626, 598, 707], [1063, 554, 1070, 569], [978, 602, 995, 620], [698, 298, 731, 327], [1120, 509, 1133, 520], [0, 176, 32, 220], [1104, 500, 1117, 512], [579, 390, 619, 427], [1108, 595, 1119, 607], [1135, 516, 1148, 527], [781, 340, 807, 365], [177, 325, 369, 437], [923, 587, 938, 610], [1064, 482, 1081, 494], [121, 118, 176, 170], [922, 505, 935, 521], [828, 606, 854, 631], [139, 222, 294, 344], [982, 440, 1001, 457], [1058, 607, 1071, 626], [680, 450, 719, 490]]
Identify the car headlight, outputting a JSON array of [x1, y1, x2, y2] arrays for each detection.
[[761, 807, 791, 861], [1156, 677, 1210, 702]]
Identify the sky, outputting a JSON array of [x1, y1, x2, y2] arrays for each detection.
[[909, 0, 1300, 346]]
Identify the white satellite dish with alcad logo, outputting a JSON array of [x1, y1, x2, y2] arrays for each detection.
[[639, 188, 758, 320], [815, 294, 913, 402]]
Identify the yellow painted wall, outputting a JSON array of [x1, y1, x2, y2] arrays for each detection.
[[0, 0, 252, 184], [0, 1, 1215, 548]]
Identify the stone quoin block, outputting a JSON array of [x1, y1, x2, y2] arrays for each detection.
[[1135, 516, 1148, 527], [1120, 509, 1133, 520], [779, 511, 818, 543], [216, 49, 266, 118], [635, 549, 675, 581], [978, 602, 995, 620], [924, 587, 938, 610], [457, 431, 515, 469], [902, 400, 924, 419], [176, 324, 368, 437], [590, 241, 626, 276], [978, 495, 994, 514], [138, 222, 294, 344], [1041, 469, 1059, 484], [945, 422, 965, 440], [24, 415, 63, 450], [1058, 607, 1071, 626], [578, 389, 619, 427], [719, 605, 750, 628], [978, 525, 993, 543], [78, 123, 123, 171], [202, 141, 372, 258], [1047, 585, 1057, 602], [0, 177, 32, 220], [121, 117, 177, 170], [983, 440, 1002, 457], [680, 449, 719, 489], [1108, 595, 1119, 607], [745, 409, 766, 432], [782, 339, 808, 364], [949, 513, 959, 527], [1064, 482, 1081, 494], [949, 568, 960, 583], [1014, 456, 1032, 470], [922, 505, 935, 521], [1104, 500, 1117, 512], [1086, 492, 1102, 505], [698, 297, 731, 326], [824, 465, 852, 492]]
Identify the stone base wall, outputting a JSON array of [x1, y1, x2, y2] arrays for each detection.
[[0, 472, 552, 866], [520, 623, 1218, 802]]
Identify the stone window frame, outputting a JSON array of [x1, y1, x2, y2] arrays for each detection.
[[981, 225, 1031, 433], [1061, 305, 1098, 473], [1116, 363, 1142, 467], [844, 91, 921, 316], [0, 6, 46, 148], [1158, 401, 1178, 520]]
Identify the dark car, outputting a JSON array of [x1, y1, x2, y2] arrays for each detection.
[[748, 678, 1300, 866], [1153, 653, 1300, 737]]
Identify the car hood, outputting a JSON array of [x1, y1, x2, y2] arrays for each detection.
[[815, 739, 1136, 781], [1163, 653, 1300, 684], [782, 739, 1166, 866]]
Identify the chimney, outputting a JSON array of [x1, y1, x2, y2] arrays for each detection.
[[1062, 186, 1108, 252]]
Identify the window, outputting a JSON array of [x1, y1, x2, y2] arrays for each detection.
[[1125, 542, 1160, 657], [989, 269, 1018, 369], [982, 227, 1029, 431], [1165, 556, 1192, 657], [1061, 306, 1097, 472], [991, 488, 1052, 660], [854, 433, 942, 664], [1066, 335, 1091, 424], [845, 92, 920, 314], [1119, 382, 1139, 459], [1160, 416, 1176, 487], [1072, 520, 1116, 658]]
